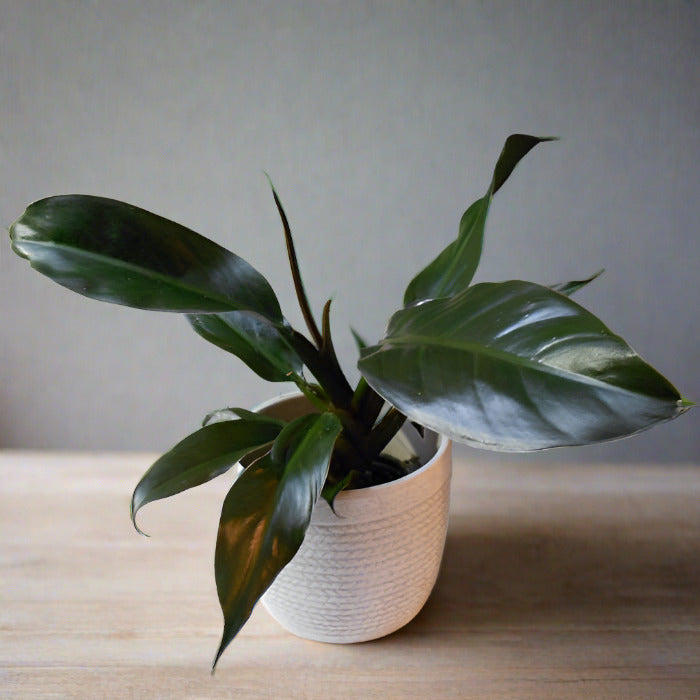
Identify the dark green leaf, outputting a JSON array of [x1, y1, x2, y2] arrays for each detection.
[[411, 422, 425, 438], [187, 311, 302, 382], [491, 134, 557, 195], [361, 280, 688, 451], [403, 198, 486, 306], [550, 269, 604, 296], [212, 412, 341, 669], [200, 408, 288, 470], [10, 195, 282, 319], [202, 406, 286, 427], [321, 469, 356, 511], [403, 135, 555, 306], [130, 418, 283, 534], [350, 327, 368, 352]]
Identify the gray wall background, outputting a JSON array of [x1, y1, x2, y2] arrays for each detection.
[[1, 0, 698, 463]]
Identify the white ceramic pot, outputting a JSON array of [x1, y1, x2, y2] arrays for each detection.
[[254, 393, 452, 644]]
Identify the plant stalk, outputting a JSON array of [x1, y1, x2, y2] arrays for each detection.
[[290, 331, 354, 409], [351, 377, 386, 429], [365, 407, 408, 460]]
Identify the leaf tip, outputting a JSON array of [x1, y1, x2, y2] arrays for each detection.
[[130, 499, 150, 537], [212, 619, 243, 672], [263, 171, 282, 204], [134, 523, 150, 538], [350, 326, 368, 353]]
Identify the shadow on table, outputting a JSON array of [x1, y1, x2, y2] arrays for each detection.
[[389, 513, 700, 640]]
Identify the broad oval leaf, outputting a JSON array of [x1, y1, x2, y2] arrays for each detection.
[[212, 412, 341, 669], [361, 281, 689, 451], [403, 135, 555, 307], [187, 311, 302, 382], [130, 418, 284, 533], [10, 195, 283, 319]]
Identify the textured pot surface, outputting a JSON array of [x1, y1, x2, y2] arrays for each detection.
[[255, 393, 453, 643]]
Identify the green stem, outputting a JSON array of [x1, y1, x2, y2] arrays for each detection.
[[365, 407, 407, 460], [290, 331, 354, 409], [351, 377, 385, 429], [290, 376, 330, 413]]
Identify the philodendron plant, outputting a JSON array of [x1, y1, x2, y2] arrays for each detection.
[[10, 135, 691, 668]]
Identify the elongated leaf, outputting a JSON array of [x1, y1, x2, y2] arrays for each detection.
[[10, 195, 282, 319], [266, 175, 324, 347], [130, 418, 284, 533], [403, 135, 555, 306], [202, 406, 286, 427], [360, 281, 689, 451], [187, 311, 302, 382], [213, 412, 341, 669], [350, 327, 368, 352], [550, 269, 604, 296]]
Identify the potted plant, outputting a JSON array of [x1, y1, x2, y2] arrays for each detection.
[[9, 135, 691, 670]]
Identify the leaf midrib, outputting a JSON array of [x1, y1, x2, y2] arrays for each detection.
[[14, 238, 265, 314], [135, 440, 276, 508], [367, 334, 677, 403]]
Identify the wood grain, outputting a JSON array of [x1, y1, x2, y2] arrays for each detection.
[[1, 450, 698, 698]]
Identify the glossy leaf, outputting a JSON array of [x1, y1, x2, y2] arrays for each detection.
[[130, 418, 283, 533], [202, 406, 286, 427], [360, 280, 688, 451], [10, 195, 282, 319], [213, 412, 342, 669], [187, 311, 302, 382], [403, 135, 555, 306], [320, 469, 355, 510], [550, 269, 604, 296]]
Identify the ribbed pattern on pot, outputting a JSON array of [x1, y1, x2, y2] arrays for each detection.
[[262, 473, 451, 643]]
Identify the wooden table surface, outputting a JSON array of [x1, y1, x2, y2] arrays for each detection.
[[1, 450, 698, 699]]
